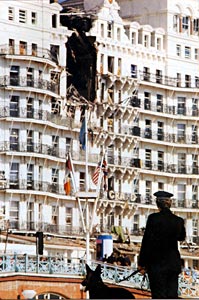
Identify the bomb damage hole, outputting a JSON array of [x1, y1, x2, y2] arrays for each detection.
[[60, 9, 97, 102]]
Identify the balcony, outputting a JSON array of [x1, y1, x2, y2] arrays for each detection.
[[0, 44, 58, 65], [0, 75, 59, 94], [6, 179, 70, 196], [0, 141, 66, 159]]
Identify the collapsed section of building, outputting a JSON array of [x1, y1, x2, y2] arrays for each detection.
[[60, 8, 97, 102]]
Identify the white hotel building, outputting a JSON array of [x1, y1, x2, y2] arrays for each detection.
[[0, 0, 198, 268]]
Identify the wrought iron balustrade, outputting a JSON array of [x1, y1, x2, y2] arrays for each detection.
[[0, 75, 59, 94], [0, 255, 197, 297]]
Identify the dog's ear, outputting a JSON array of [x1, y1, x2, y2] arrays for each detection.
[[86, 264, 92, 273], [95, 264, 101, 275]]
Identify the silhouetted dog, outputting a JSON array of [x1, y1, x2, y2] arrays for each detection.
[[80, 264, 135, 299]]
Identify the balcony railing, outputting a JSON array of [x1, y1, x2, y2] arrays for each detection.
[[0, 44, 58, 64], [122, 125, 199, 145], [0, 141, 66, 159], [0, 106, 75, 128], [139, 70, 198, 89], [0, 75, 59, 94]]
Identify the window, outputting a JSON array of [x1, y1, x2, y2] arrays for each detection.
[[10, 95, 19, 117], [117, 58, 122, 75], [52, 168, 58, 184], [182, 16, 189, 32], [27, 164, 34, 189], [157, 121, 164, 141], [177, 73, 181, 87], [108, 56, 114, 73], [192, 219, 199, 243], [173, 15, 179, 31], [31, 12, 37, 24], [52, 14, 57, 28], [185, 46, 191, 58], [66, 207, 72, 227], [177, 123, 185, 142], [19, 10, 26, 23], [195, 48, 199, 60], [193, 19, 199, 33], [27, 130, 33, 152], [192, 154, 198, 174], [79, 172, 85, 191], [107, 145, 114, 164], [145, 149, 152, 169], [133, 214, 139, 231], [9, 39, 15, 54], [195, 77, 199, 89], [144, 92, 151, 110], [66, 138, 71, 154], [157, 38, 161, 50], [146, 181, 152, 202], [8, 7, 14, 21], [192, 125, 198, 144], [10, 162, 19, 188], [185, 74, 191, 87], [100, 23, 104, 37], [117, 28, 121, 41], [52, 135, 58, 156], [143, 67, 150, 81], [10, 129, 19, 151], [32, 43, 37, 56], [131, 32, 136, 44], [27, 67, 34, 87], [158, 151, 164, 171], [156, 69, 162, 84], [10, 201, 19, 226], [176, 44, 181, 56], [177, 184, 185, 207], [144, 35, 149, 47], [107, 21, 113, 38], [178, 153, 186, 174], [50, 45, 59, 63], [131, 64, 137, 78], [156, 94, 163, 112], [19, 41, 27, 55], [26, 97, 34, 118], [177, 97, 186, 115], [192, 98, 198, 116], [10, 66, 19, 86]]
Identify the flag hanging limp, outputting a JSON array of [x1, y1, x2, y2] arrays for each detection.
[[79, 118, 86, 150], [92, 160, 108, 187]]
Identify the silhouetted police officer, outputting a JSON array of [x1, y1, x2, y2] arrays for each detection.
[[138, 191, 186, 299]]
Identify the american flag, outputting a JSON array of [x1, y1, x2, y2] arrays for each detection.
[[92, 165, 101, 185], [92, 160, 108, 186]]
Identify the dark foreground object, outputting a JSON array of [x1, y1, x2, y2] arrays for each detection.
[[81, 264, 135, 299]]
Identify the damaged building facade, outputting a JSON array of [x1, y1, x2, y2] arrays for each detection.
[[61, 0, 199, 268], [0, 0, 198, 269]]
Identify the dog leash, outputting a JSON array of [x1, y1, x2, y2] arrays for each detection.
[[116, 269, 140, 283], [116, 269, 147, 290]]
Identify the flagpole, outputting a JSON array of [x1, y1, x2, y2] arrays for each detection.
[[85, 107, 90, 263]]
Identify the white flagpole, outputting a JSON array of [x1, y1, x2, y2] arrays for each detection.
[[85, 108, 90, 264], [68, 152, 86, 233]]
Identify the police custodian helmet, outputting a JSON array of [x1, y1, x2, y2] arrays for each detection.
[[153, 191, 173, 199]]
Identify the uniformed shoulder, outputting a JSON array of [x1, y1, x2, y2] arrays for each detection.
[[147, 212, 159, 220], [174, 214, 184, 223]]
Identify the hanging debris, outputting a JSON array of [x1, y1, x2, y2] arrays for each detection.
[[60, 8, 97, 102]]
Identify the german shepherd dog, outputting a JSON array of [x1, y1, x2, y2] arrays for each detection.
[[80, 264, 135, 299]]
